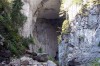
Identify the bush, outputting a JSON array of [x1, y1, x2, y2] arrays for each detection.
[[90, 58, 100, 66], [0, 0, 34, 57], [62, 20, 70, 34], [38, 47, 43, 53]]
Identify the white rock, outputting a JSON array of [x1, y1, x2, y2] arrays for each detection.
[[47, 60, 57, 66]]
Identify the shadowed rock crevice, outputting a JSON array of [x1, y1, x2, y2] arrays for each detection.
[[33, 18, 63, 58]]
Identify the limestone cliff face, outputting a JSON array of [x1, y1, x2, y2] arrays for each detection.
[[19, 0, 100, 65], [20, 0, 42, 37], [20, 0, 61, 57], [32, 19, 58, 57], [59, 0, 100, 66], [20, 0, 60, 37]]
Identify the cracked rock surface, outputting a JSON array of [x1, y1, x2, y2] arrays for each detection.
[[59, 2, 100, 66]]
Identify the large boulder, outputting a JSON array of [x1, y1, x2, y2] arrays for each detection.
[[25, 50, 37, 56], [32, 53, 48, 62], [47, 60, 57, 66]]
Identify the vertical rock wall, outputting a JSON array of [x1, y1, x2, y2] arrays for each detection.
[[59, 0, 100, 66], [20, 0, 61, 57], [20, 0, 42, 37], [20, 0, 60, 37], [32, 18, 60, 57]]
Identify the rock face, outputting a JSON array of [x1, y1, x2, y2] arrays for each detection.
[[59, 0, 100, 66], [32, 18, 59, 57], [20, 0, 42, 37], [20, 0, 61, 57], [20, 0, 61, 37]]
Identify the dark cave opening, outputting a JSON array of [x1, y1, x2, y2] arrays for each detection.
[[31, 0, 66, 62], [32, 17, 64, 61]]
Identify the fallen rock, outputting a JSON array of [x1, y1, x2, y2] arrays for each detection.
[[0, 63, 4, 66], [25, 50, 37, 56], [9, 59, 21, 66], [8, 56, 57, 66], [47, 60, 57, 66], [68, 59, 80, 66], [32, 53, 48, 62], [21, 60, 29, 65]]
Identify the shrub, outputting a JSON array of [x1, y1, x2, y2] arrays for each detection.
[[72, 0, 82, 4], [98, 42, 100, 47], [62, 20, 70, 34], [38, 47, 43, 53], [90, 58, 100, 66], [0, 0, 34, 57]]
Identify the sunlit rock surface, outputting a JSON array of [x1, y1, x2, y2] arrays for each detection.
[[59, 0, 100, 66]]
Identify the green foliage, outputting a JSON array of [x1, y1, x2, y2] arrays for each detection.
[[48, 56, 59, 65], [57, 35, 61, 44], [0, 0, 34, 57], [98, 42, 100, 47], [79, 36, 84, 41], [72, 0, 82, 4], [62, 20, 70, 34], [38, 47, 43, 53], [89, 0, 100, 5], [79, 4, 89, 16], [11, 0, 26, 27], [48, 56, 55, 61], [90, 58, 100, 66]]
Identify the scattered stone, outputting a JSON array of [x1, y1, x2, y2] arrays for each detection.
[[47, 60, 57, 66], [21, 60, 29, 65], [32, 53, 48, 62], [68, 58, 80, 66], [0, 63, 4, 66], [25, 50, 37, 56], [9, 56, 56, 66]]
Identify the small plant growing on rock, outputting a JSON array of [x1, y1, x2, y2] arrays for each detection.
[[72, 0, 82, 4], [65, 39, 69, 43], [48, 56, 55, 61], [79, 4, 89, 17], [57, 35, 61, 44], [98, 42, 100, 47], [62, 20, 70, 34], [78, 36, 84, 44], [90, 58, 100, 66], [38, 47, 43, 53]]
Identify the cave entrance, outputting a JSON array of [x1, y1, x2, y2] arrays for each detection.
[[29, 0, 65, 60], [32, 18, 63, 58]]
